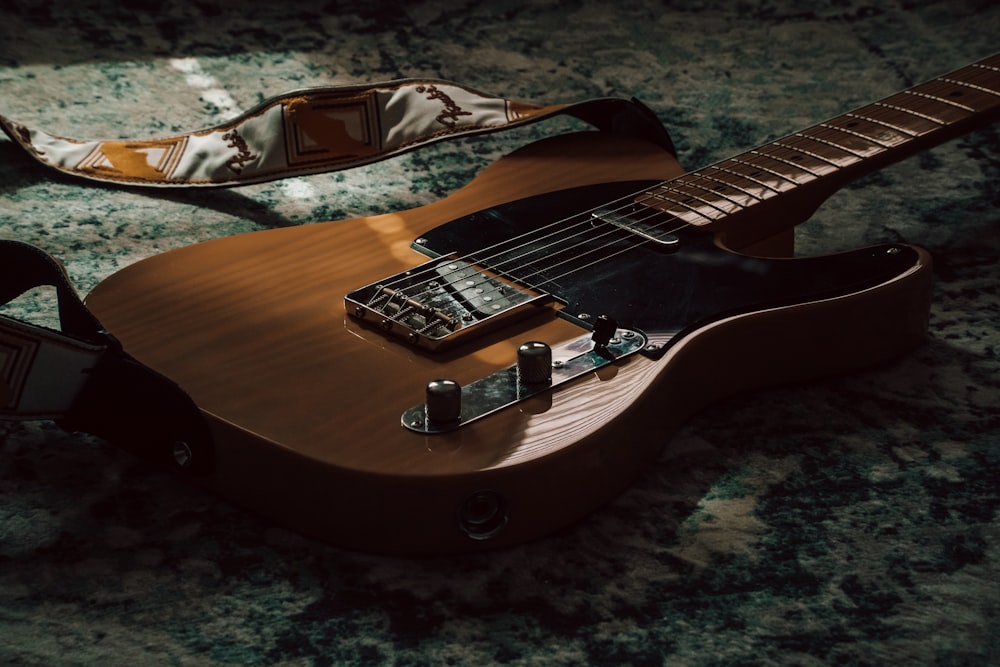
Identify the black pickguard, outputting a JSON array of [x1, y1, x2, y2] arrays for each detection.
[[417, 181, 919, 356]]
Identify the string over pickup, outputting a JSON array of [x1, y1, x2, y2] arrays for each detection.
[[592, 207, 680, 248], [346, 259, 550, 351]]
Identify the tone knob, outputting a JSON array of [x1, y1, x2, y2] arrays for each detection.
[[425, 378, 462, 423], [517, 341, 552, 385]]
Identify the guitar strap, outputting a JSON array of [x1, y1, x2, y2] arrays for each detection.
[[0, 79, 674, 473], [0, 78, 672, 187], [0, 241, 214, 473]]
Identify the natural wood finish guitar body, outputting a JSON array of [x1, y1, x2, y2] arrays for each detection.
[[86, 132, 931, 554]]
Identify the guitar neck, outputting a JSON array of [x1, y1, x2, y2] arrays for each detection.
[[638, 53, 1000, 241]]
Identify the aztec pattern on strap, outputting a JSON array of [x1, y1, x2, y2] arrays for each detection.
[[0, 79, 639, 187]]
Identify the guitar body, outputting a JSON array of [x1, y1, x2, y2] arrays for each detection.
[[86, 131, 932, 554]]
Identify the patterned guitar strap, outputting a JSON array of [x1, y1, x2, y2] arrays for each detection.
[[0, 79, 673, 471]]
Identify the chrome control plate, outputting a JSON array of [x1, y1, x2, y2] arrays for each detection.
[[401, 328, 648, 434]]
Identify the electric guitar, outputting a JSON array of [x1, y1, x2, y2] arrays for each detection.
[[79, 54, 1000, 554]]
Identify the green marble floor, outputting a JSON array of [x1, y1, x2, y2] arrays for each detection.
[[1, 1, 998, 665]]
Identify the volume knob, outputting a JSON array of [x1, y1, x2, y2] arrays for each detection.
[[425, 378, 462, 424], [517, 341, 552, 385]]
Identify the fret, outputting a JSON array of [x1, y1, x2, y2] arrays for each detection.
[[882, 91, 973, 125], [972, 52, 1000, 71], [786, 131, 862, 166], [972, 62, 1000, 75], [792, 129, 868, 168], [638, 190, 726, 226], [940, 59, 1000, 96], [634, 54, 1000, 234], [867, 101, 945, 135], [640, 198, 719, 227], [660, 181, 742, 216], [908, 81, 977, 112], [941, 74, 1000, 99], [919, 77, 1000, 114], [806, 123, 887, 158], [726, 156, 800, 192], [674, 173, 756, 210], [697, 166, 772, 205], [818, 115, 914, 148], [933, 70, 1000, 100], [749, 147, 822, 182], [916, 77, 1000, 114]]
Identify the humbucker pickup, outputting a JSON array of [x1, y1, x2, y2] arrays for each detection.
[[345, 258, 550, 350]]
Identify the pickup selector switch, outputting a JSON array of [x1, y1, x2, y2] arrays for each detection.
[[591, 315, 619, 348], [517, 341, 552, 385], [425, 379, 462, 424]]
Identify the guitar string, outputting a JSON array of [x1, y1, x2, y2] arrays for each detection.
[[372, 181, 740, 326], [424, 74, 993, 298], [369, 191, 664, 326], [467, 59, 1000, 291], [481, 197, 710, 292], [370, 184, 698, 315], [471, 205, 685, 293], [369, 182, 688, 297], [370, 127, 865, 314], [374, 144, 820, 309], [374, 124, 869, 307], [371, 143, 838, 317], [489, 109, 928, 293], [376, 160, 748, 298], [368, 66, 997, 318], [505, 63, 1000, 293], [369, 190, 671, 320], [373, 93, 925, 303]]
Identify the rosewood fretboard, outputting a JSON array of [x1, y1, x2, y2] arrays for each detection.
[[637, 53, 1000, 231]]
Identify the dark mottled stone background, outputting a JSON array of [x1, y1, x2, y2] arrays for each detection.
[[1, 1, 998, 665]]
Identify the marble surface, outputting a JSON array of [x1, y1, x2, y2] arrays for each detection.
[[1, 1, 998, 665]]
